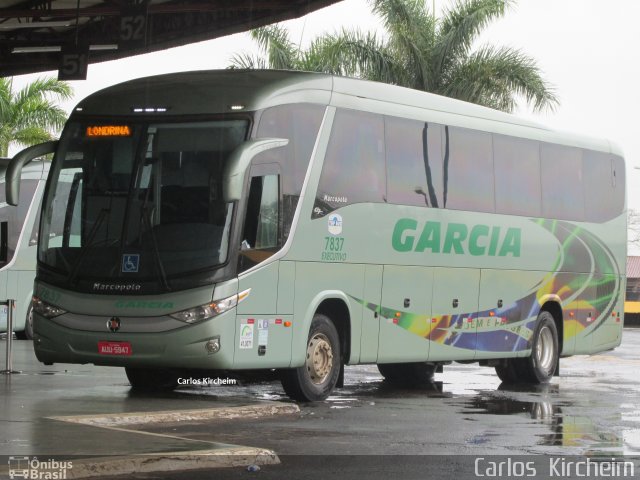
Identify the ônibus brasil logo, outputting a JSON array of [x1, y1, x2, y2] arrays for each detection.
[[8, 456, 73, 479]]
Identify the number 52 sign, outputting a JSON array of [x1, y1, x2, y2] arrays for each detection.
[[120, 4, 148, 48]]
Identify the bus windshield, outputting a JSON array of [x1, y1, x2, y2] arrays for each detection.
[[39, 119, 249, 288]]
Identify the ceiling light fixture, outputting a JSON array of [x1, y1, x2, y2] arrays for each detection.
[[0, 21, 73, 30], [11, 44, 118, 54]]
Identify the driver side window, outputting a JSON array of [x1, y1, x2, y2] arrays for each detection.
[[239, 173, 280, 272]]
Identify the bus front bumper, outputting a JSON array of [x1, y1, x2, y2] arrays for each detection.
[[32, 311, 236, 370]]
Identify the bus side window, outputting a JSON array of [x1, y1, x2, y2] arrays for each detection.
[[313, 109, 385, 218], [493, 134, 541, 217], [583, 150, 625, 223], [254, 103, 325, 239], [239, 174, 280, 271], [0, 179, 39, 265], [541, 143, 584, 221], [445, 126, 494, 213], [385, 116, 443, 207]]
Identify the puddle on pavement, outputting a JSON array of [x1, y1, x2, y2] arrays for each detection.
[[455, 384, 626, 455]]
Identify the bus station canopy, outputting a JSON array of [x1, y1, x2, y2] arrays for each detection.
[[0, 0, 340, 79]]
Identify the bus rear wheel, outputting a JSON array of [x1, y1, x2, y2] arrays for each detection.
[[125, 367, 180, 391], [377, 362, 437, 385], [495, 311, 558, 384], [281, 314, 341, 402]]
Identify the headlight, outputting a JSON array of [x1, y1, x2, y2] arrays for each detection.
[[32, 296, 67, 319], [169, 289, 250, 324]]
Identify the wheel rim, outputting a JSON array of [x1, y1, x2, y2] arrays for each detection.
[[306, 333, 334, 385], [535, 325, 555, 373]]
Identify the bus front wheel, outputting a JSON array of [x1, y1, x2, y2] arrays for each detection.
[[281, 314, 341, 402], [24, 304, 34, 340], [125, 367, 180, 391], [15, 303, 34, 340], [495, 311, 558, 384]]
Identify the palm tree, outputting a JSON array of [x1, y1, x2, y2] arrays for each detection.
[[230, 0, 558, 113], [0, 77, 73, 157]]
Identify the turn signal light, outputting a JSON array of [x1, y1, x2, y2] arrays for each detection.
[[32, 296, 67, 319]]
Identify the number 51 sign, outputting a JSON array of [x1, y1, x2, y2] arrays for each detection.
[[58, 45, 89, 80]]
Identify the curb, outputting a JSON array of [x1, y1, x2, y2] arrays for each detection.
[[15, 402, 301, 477], [49, 401, 300, 427]]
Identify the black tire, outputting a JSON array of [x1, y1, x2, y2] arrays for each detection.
[[495, 311, 558, 384], [15, 304, 33, 340], [125, 367, 180, 391], [24, 303, 34, 340], [522, 311, 559, 383], [495, 359, 520, 383], [377, 362, 437, 385], [281, 314, 341, 402]]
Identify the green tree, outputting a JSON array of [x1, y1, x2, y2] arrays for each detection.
[[230, 0, 558, 113], [0, 76, 73, 157]]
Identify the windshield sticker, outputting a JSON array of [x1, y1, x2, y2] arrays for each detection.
[[122, 254, 140, 273], [328, 213, 343, 235], [258, 319, 269, 346], [239, 323, 254, 349]]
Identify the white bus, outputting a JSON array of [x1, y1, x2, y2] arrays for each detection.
[[1, 156, 49, 339], [5, 70, 626, 401]]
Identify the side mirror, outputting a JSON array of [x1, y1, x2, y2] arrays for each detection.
[[6, 141, 58, 206], [223, 138, 288, 202]]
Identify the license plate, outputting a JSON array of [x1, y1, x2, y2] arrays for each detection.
[[98, 341, 132, 356]]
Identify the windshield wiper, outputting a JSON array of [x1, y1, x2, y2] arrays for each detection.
[[68, 207, 108, 286], [142, 206, 171, 292]]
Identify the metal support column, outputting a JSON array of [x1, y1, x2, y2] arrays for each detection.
[[2, 299, 17, 374]]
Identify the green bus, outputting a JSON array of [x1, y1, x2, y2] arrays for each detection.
[[5, 70, 626, 401], [1, 156, 49, 339]]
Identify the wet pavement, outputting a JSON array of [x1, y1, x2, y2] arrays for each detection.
[[1, 329, 640, 476], [0, 342, 286, 457], [123, 330, 640, 458]]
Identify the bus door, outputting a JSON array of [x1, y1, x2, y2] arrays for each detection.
[[235, 165, 292, 368]]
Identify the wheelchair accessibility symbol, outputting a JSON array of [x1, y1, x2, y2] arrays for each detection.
[[122, 254, 140, 273]]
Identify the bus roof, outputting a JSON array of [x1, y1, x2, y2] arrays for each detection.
[[74, 69, 621, 156]]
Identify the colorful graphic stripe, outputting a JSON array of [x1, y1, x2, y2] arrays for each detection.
[[353, 220, 622, 352]]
